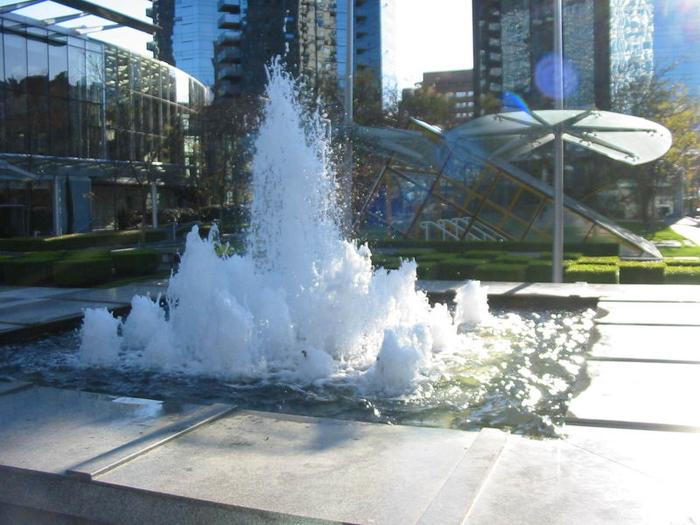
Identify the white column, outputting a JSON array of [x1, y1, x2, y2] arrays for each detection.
[[552, 0, 565, 283], [150, 181, 158, 228], [52, 175, 63, 237]]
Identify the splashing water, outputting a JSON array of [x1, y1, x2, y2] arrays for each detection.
[[80, 62, 494, 395]]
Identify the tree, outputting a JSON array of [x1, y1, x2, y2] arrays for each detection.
[[197, 95, 259, 228], [612, 73, 700, 225], [398, 84, 455, 129]]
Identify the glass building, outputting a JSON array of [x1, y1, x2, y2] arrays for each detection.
[[472, 0, 654, 115], [0, 12, 210, 236]]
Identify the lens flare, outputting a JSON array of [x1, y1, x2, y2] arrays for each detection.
[[534, 53, 580, 101]]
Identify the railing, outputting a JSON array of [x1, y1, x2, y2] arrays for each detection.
[[419, 217, 505, 242]]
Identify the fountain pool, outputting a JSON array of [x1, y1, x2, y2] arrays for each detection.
[[0, 62, 595, 437]]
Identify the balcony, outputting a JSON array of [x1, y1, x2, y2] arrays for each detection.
[[216, 30, 242, 46], [217, 0, 241, 14], [217, 64, 243, 80], [216, 47, 242, 63], [218, 13, 242, 29]]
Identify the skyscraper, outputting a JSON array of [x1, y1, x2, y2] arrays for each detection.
[[653, 0, 700, 96], [472, 0, 655, 115]]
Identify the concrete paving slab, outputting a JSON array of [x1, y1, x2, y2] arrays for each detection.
[[99, 410, 481, 525], [591, 284, 700, 303], [590, 324, 700, 363], [0, 286, 85, 301], [466, 433, 698, 525], [596, 301, 700, 326], [0, 381, 31, 395], [54, 286, 161, 306], [0, 299, 119, 325], [567, 361, 700, 430], [564, 425, 700, 509], [0, 386, 222, 475]]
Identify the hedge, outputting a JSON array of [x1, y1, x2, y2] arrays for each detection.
[[474, 263, 527, 282], [664, 266, 700, 284], [0, 255, 15, 282], [619, 261, 666, 284], [2, 251, 66, 285], [431, 258, 489, 280], [53, 253, 113, 287], [538, 252, 584, 261], [565, 264, 619, 284], [462, 250, 503, 260], [664, 259, 700, 267], [0, 229, 167, 252], [111, 248, 162, 276], [366, 239, 619, 256], [576, 256, 620, 266], [495, 254, 534, 265]]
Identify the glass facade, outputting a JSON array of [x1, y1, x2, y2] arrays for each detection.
[[354, 122, 661, 258], [473, 0, 654, 114], [0, 13, 208, 165], [0, 13, 210, 235]]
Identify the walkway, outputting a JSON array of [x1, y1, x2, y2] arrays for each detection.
[[671, 216, 700, 246], [0, 281, 699, 523]]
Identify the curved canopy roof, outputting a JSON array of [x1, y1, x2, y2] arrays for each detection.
[[448, 110, 672, 166]]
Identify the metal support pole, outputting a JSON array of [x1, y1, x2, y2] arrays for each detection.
[[52, 175, 62, 237], [552, 0, 565, 283], [342, 0, 354, 231], [150, 181, 158, 228]]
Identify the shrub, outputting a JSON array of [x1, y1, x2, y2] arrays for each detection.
[[474, 263, 527, 282], [432, 258, 489, 280], [0, 255, 16, 282], [664, 259, 700, 267], [461, 250, 502, 260], [664, 266, 700, 284], [365, 239, 620, 256], [0, 230, 168, 252], [565, 264, 619, 284], [576, 256, 620, 266], [112, 248, 161, 276], [2, 251, 66, 285], [538, 252, 583, 261], [525, 260, 554, 282], [495, 254, 534, 265], [619, 261, 666, 284], [371, 255, 401, 271], [53, 255, 113, 287]]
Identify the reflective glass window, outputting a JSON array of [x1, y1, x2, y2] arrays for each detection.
[[26, 33, 48, 97], [86, 50, 103, 103], [4, 32, 27, 88], [29, 95, 49, 154], [68, 44, 86, 100], [48, 42, 68, 98], [49, 96, 69, 156]]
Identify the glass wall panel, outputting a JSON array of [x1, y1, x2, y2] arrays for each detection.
[[4, 32, 27, 86], [26, 36, 48, 97], [48, 42, 68, 98], [68, 44, 86, 100], [49, 96, 69, 156], [29, 95, 49, 154], [86, 50, 103, 103], [563, 209, 592, 242]]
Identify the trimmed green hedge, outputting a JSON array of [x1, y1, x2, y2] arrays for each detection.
[[430, 258, 489, 280], [461, 250, 503, 260], [112, 248, 161, 276], [619, 261, 666, 284], [0, 229, 167, 252], [2, 251, 66, 285], [665, 259, 700, 267], [538, 252, 584, 261], [495, 254, 534, 265], [576, 256, 621, 266], [53, 252, 113, 287], [565, 264, 619, 284], [664, 266, 700, 284], [367, 239, 619, 256], [474, 263, 527, 282]]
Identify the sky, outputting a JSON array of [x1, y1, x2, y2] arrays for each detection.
[[2, 0, 473, 89]]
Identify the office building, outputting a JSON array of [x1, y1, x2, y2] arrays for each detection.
[[653, 0, 700, 96], [472, 0, 655, 115], [0, 10, 210, 236], [421, 70, 475, 123]]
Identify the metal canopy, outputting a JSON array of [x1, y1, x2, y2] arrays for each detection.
[[449, 110, 673, 166]]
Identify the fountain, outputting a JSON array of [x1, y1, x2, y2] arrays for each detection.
[[0, 61, 593, 436], [79, 61, 491, 395]]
